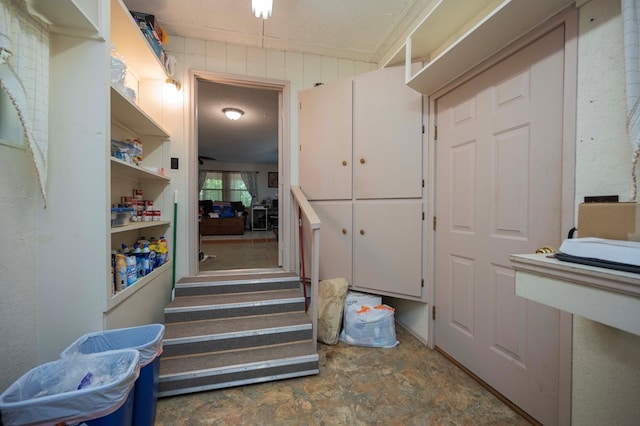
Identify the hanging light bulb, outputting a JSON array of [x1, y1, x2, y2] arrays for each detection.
[[252, 0, 273, 19]]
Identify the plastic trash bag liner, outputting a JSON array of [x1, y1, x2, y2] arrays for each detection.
[[0, 349, 139, 426], [61, 324, 164, 367], [340, 304, 400, 348]]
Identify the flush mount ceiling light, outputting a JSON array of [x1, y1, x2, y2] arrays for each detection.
[[252, 0, 272, 19], [223, 108, 244, 120]]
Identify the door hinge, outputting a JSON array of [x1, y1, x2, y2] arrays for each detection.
[[432, 216, 436, 231], [434, 125, 437, 140], [422, 212, 425, 220], [299, 102, 302, 110], [422, 179, 425, 188], [421, 279, 424, 288], [422, 125, 425, 134], [432, 305, 436, 320]]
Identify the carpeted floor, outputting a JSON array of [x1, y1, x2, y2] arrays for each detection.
[[199, 231, 279, 271], [154, 325, 530, 425]]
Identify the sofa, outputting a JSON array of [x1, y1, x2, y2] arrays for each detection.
[[199, 200, 246, 235]]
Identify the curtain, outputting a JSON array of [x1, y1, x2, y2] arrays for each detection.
[[241, 171, 258, 206], [623, 0, 640, 200], [0, 0, 49, 205], [198, 170, 206, 191]]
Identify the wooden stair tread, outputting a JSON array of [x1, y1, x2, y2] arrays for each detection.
[[160, 341, 318, 377], [165, 288, 303, 309], [177, 272, 298, 284], [164, 312, 311, 340]]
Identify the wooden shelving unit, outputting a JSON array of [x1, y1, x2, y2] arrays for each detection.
[[106, 0, 173, 323], [385, 0, 573, 95], [26, 0, 100, 37]]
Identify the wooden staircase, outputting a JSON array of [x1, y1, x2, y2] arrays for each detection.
[[158, 272, 319, 397]]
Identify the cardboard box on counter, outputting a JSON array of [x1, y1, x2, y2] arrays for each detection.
[[578, 202, 640, 241]]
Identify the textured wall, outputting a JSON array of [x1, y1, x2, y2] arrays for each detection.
[[576, 0, 631, 205], [572, 317, 640, 425], [0, 144, 40, 391], [573, 1, 640, 424]]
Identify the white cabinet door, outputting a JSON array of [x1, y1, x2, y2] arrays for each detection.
[[353, 200, 423, 298], [298, 79, 353, 200], [353, 67, 423, 200], [308, 201, 353, 284]]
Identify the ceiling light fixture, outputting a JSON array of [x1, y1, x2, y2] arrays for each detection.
[[252, 0, 272, 19], [223, 108, 244, 120]]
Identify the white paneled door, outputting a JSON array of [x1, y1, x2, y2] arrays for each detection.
[[434, 26, 566, 425]]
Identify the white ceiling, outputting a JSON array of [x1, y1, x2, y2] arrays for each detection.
[[123, 0, 433, 164]]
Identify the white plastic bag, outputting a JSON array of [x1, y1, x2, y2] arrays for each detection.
[[340, 304, 399, 348]]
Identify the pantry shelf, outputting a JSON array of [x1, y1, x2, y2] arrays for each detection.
[[111, 220, 171, 234], [106, 261, 172, 312], [26, 0, 100, 37], [111, 87, 170, 138], [110, 0, 168, 80], [111, 157, 170, 182]]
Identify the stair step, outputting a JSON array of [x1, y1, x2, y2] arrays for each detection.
[[174, 274, 300, 297], [160, 273, 319, 396], [177, 271, 298, 285], [162, 312, 312, 357], [164, 288, 305, 323], [158, 341, 319, 397]]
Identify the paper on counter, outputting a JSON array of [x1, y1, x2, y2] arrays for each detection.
[[559, 237, 640, 266]]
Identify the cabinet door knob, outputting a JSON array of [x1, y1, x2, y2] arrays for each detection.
[[360, 229, 365, 235], [342, 228, 347, 235], [360, 158, 366, 164], [342, 160, 347, 166]]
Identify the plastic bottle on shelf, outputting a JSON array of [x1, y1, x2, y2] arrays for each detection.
[[111, 250, 116, 294], [149, 249, 157, 271], [141, 244, 151, 276], [132, 244, 142, 277], [126, 255, 137, 287], [159, 236, 168, 261], [115, 254, 127, 293]]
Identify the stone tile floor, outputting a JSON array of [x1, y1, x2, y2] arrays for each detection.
[[154, 325, 530, 425]]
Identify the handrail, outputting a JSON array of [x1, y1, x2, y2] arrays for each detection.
[[291, 185, 321, 348]]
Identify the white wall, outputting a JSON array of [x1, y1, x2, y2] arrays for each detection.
[[0, 143, 40, 390], [572, 1, 640, 424], [161, 36, 376, 282]]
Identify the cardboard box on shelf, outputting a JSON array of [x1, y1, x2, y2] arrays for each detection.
[[578, 202, 640, 241]]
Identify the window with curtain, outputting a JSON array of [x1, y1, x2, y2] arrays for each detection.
[[199, 171, 252, 207]]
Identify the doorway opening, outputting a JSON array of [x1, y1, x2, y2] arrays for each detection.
[[190, 72, 289, 275]]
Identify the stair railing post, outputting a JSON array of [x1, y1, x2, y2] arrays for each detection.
[[310, 227, 320, 349], [291, 186, 321, 349]]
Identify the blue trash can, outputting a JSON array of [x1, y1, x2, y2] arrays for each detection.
[[0, 349, 139, 426], [60, 324, 165, 426]]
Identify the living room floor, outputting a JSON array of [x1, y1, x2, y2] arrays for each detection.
[[154, 325, 530, 425], [199, 231, 279, 271]]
